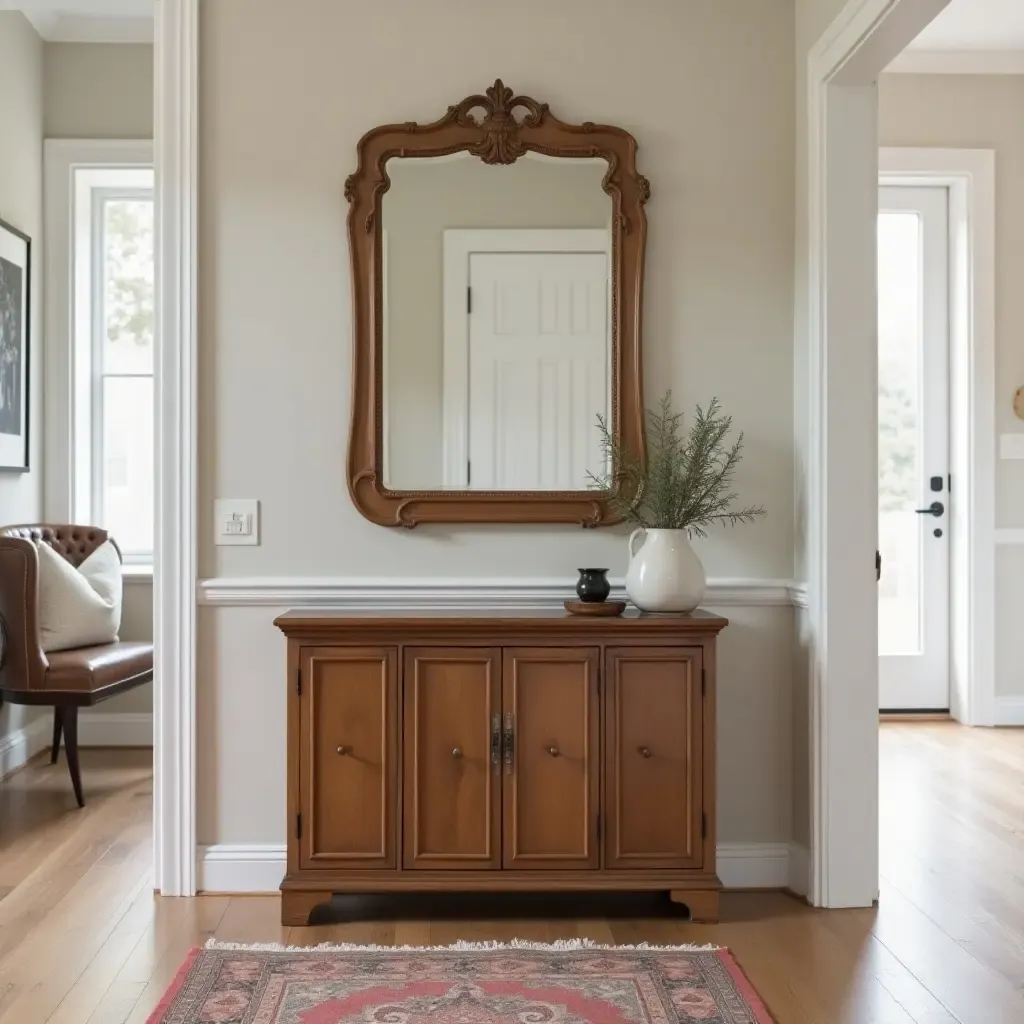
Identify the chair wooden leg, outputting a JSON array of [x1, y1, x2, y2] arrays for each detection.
[[51, 707, 63, 764], [62, 707, 84, 808]]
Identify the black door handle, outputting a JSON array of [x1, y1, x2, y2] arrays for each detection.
[[915, 501, 944, 517]]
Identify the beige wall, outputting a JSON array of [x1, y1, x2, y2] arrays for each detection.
[[44, 43, 153, 139], [197, 0, 796, 848], [879, 72, 1024, 700], [383, 156, 609, 489], [0, 13, 44, 753]]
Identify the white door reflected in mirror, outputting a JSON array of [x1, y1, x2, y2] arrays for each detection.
[[380, 152, 613, 492]]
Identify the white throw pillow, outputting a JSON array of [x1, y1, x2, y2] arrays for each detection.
[[37, 539, 123, 653]]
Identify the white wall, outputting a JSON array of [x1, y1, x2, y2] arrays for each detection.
[[879, 73, 1024, 702], [197, 0, 796, 850], [0, 13, 44, 754], [45, 41, 155, 717], [383, 157, 609, 488]]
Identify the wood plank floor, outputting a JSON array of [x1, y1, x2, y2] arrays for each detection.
[[0, 724, 1022, 1023]]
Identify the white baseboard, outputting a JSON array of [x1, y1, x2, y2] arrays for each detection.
[[77, 712, 153, 747], [198, 844, 288, 893], [788, 842, 810, 897], [0, 716, 49, 778], [993, 698, 1024, 727], [716, 843, 792, 889], [197, 576, 800, 610], [197, 842, 796, 894]]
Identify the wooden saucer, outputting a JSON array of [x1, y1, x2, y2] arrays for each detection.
[[564, 600, 627, 617]]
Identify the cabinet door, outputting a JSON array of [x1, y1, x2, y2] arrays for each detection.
[[503, 648, 599, 870], [299, 647, 398, 870], [403, 648, 501, 869], [604, 647, 703, 870]]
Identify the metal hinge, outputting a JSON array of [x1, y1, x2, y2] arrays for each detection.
[[296, 668, 302, 696], [467, 286, 472, 314], [296, 813, 302, 839], [701, 812, 707, 839]]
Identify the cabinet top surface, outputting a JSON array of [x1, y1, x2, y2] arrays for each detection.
[[274, 607, 728, 635]]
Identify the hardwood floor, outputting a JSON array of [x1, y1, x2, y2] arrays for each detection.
[[0, 725, 1022, 1022]]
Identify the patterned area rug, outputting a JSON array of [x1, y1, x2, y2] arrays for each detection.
[[148, 941, 773, 1024]]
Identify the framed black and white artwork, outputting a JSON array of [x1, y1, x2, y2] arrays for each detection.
[[0, 217, 30, 471]]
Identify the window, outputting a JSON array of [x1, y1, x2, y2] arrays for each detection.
[[68, 160, 155, 563]]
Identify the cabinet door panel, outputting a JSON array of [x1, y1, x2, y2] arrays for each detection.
[[605, 647, 703, 869], [299, 647, 397, 870], [503, 648, 599, 870], [403, 648, 501, 869]]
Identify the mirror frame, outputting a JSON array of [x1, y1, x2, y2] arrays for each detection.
[[346, 79, 648, 527]]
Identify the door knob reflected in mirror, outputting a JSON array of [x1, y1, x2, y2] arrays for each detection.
[[915, 501, 944, 517]]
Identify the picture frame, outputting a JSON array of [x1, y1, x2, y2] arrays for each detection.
[[0, 217, 30, 472]]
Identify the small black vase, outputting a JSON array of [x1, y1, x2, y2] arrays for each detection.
[[576, 568, 611, 603]]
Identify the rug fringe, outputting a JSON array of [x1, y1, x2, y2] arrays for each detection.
[[204, 938, 722, 953]]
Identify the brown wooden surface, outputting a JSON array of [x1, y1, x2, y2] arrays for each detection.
[[604, 647, 703, 870], [403, 648, 501, 870], [501, 648, 599, 870], [3, 726, 1024, 1023], [345, 79, 649, 527], [299, 647, 397, 870]]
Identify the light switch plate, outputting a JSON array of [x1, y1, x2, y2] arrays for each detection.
[[214, 499, 260, 546], [999, 434, 1024, 460]]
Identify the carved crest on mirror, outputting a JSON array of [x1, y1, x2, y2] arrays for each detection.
[[346, 80, 649, 527]]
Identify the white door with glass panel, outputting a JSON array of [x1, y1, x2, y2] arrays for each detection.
[[466, 249, 608, 490], [878, 186, 950, 711]]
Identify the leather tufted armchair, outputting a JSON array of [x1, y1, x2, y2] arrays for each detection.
[[0, 524, 153, 806]]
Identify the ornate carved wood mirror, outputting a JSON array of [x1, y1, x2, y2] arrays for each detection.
[[346, 80, 648, 527]]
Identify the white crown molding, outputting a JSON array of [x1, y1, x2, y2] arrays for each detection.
[[995, 528, 1024, 544], [887, 49, 1024, 75], [196, 577, 801, 609], [1, 2, 153, 42], [197, 842, 795, 895]]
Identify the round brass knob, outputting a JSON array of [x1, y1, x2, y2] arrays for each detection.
[[452, 747, 463, 759], [548, 746, 560, 757], [337, 745, 350, 756], [638, 746, 652, 759]]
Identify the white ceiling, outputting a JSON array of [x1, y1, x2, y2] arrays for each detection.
[[0, 0, 153, 42], [909, 0, 1024, 52]]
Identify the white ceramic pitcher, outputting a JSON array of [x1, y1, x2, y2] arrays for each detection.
[[625, 528, 706, 613]]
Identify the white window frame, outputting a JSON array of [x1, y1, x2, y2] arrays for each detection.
[[44, 139, 155, 571]]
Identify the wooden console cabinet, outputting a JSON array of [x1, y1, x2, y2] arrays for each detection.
[[274, 609, 727, 925]]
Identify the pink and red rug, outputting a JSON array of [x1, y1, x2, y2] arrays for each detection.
[[148, 941, 774, 1024]]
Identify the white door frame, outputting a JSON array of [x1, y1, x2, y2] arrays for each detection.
[[154, 0, 199, 896], [803, 0, 952, 907], [879, 150, 996, 727], [441, 229, 611, 488]]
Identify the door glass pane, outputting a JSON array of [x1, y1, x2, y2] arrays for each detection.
[[878, 212, 923, 656], [102, 198, 154, 375], [102, 376, 154, 555]]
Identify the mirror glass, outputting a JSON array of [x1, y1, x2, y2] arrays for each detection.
[[381, 152, 613, 491]]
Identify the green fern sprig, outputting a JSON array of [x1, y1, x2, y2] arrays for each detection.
[[588, 392, 766, 535]]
